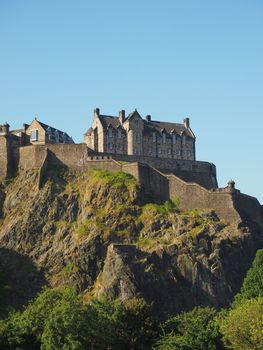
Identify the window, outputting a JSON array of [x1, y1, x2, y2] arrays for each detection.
[[135, 120, 139, 126], [182, 135, 186, 145], [152, 132, 156, 142], [148, 147, 152, 154], [108, 128, 113, 138], [172, 133, 176, 144], [46, 127, 52, 141], [108, 143, 113, 150], [158, 148, 162, 154], [31, 129, 38, 141], [133, 148, 137, 154], [168, 149, 171, 154], [117, 144, 123, 150], [162, 132, 166, 144], [187, 150, 191, 159], [117, 129, 122, 139], [62, 133, 67, 143], [55, 130, 59, 143]]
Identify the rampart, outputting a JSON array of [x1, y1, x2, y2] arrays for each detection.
[[0, 143, 262, 226]]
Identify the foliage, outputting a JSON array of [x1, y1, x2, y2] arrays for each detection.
[[0, 288, 157, 350], [233, 249, 263, 305], [219, 297, 263, 350], [155, 307, 224, 350]]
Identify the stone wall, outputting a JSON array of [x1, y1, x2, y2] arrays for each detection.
[[111, 153, 217, 189], [2, 143, 262, 226], [0, 136, 8, 182]]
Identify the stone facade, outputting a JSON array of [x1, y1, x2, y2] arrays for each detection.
[[84, 108, 196, 160]]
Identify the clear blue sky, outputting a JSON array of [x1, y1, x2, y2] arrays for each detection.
[[1, 0, 263, 202]]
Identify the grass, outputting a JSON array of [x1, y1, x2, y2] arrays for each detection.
[[87, 168, 138, 190]]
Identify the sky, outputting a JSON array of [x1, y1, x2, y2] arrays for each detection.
[[0, 0, 263, 202]]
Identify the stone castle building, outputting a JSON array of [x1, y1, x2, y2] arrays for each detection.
[[2, 118, 74, 146], [84, 108, 195, 160], [0, 108, 262, 226]]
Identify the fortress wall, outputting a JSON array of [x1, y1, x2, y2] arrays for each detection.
[[46, 144, 88, 168], [0, 136, 8, 182], [19, 146, 47, 170], [111, 153, 217, 189], [166, 174, 241, 223], [136, 164, 169, 201], [233, 192, 262, 224]]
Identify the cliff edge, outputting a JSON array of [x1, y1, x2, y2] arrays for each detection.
[[0, 168, 262, 318]]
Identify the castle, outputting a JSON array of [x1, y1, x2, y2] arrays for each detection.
[[84, 108, 195, 160], [0, 108, 262, 226]]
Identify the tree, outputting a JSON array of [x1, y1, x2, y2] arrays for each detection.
[[220, 297, 263, 350], [154, 307, 224, 350], [234, 249, 263, 305]]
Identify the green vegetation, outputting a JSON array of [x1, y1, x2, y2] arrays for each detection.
[[155, 307, 224, 350], [233, 249, 263, 305], [0, 288, 158, 350], [88, 168, 137, 190]]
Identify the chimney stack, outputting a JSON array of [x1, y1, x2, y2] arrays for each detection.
[[94, 108, 100, 119], [146, 115, 151, 122], [2, 122, 10, 134], [184, 117, 190, 128], [119, 110, 125, 124]]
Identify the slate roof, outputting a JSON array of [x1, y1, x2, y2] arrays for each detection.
[[38, 121, 70, 137], [86, 113, 194, 139], [144, 120, 194, 137]]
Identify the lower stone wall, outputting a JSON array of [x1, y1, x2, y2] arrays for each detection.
[[111, 153, 218, 189]]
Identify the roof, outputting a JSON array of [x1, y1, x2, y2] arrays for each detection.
[[86, 112, 194, 138], [144, 120, 193, 137], [37, 121, 70, 137], [84, 127, 93, 136], [98, 115, 122, 129]]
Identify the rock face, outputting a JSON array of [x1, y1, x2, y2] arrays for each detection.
[[0, 168, 262, 318]]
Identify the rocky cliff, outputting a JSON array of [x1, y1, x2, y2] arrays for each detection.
[[0, 168, 262, 318]]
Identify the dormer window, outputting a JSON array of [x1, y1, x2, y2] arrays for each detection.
[[31, 129, 38, 141], [62, 132, 67, 143], [162, 132, 166, 144], [182, 135, 186, 145], [55, 130, 59, 143], [172, 133, 176, 144], [117, 128, 122, 139], [152, 132, 156, 142], [108, 128, 113, 138], [46, 127, 52, 141]]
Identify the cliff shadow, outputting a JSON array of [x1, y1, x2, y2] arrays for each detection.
[[0, 248, 48, 318]]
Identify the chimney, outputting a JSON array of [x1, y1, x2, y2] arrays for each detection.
[[2, 122, 10, 134], [146, 115, 151, 122], [94, 108, 100, 119], [119, 110, 125, 124], [184, 117, 190, 128], [23, 123, 29, 132]]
